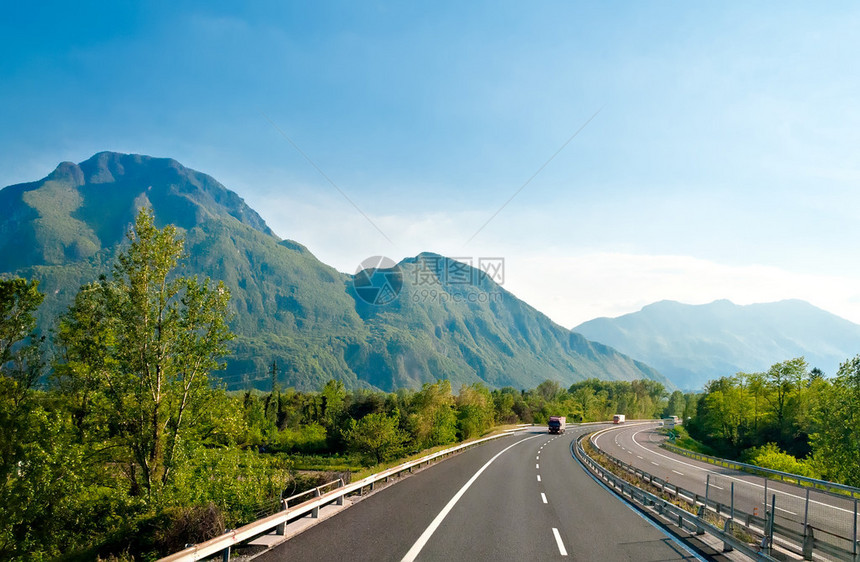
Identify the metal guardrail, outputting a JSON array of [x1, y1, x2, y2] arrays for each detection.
[[585, 430, 860, 561], [662, 443, 860, 499], [158, 426, 529, 562], [574, 433, 778, 561]]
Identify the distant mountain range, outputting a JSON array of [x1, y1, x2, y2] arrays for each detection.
[[574, 299, 860, 390], [0, 151, 671, 392]]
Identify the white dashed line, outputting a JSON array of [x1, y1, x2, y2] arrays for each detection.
[[541, 493, 548, 504], [537, 475, 541, 482], [536, 463, 540, 469], [552, 528, 568, 556], [651, 461, 659, 466], [776, 507, 797, 516], [672, 470, 684, 476]]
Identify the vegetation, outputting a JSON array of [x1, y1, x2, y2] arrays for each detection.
[[0, 208, 680, 561], [682, 356, 860, 486]]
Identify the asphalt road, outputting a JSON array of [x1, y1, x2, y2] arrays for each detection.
[[257, 424, 703, 561], [593, 422, 859, 554]]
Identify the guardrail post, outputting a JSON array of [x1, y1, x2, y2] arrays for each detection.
[[312, 487, 321, 518], [853, 497, 858, 561], [730, 482, 734, 521], [275, 517, 286, 536], [722, 519, 734, 552], [802, 526, 814, 560], [705, 474, 710, 505], [695, 505, 706, 535], [221, 546, 231, 562], [336, 479, 344, 506]]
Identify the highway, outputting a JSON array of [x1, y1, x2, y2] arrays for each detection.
[[257, 424, 705, 561], [593, 422, 859, 557]]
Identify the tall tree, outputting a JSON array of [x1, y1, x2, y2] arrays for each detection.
[[57, 208, 233, 496], [810, 355, 860, 486]]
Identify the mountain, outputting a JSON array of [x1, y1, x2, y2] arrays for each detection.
[[573, 299, 860, 391], [1, 151, 672, 392]]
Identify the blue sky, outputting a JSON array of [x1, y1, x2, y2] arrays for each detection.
[[3, 1, 860, 327]]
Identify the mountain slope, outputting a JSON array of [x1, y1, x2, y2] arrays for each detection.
[[1, 151, 672, 392], [574, 299, 860, 390]]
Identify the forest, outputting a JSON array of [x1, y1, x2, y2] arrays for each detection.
[[682, 355, 860, 487], [0, 210, 672, 561]]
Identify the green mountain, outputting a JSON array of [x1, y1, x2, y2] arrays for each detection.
[[1, 151, 672, 391], [574, 299, 860, 391]]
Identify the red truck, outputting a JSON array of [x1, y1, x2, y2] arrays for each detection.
[[548, 416, 566, 434]]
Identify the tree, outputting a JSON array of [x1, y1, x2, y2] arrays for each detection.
[[764, 357, 807, 436], [346, 411, 406, 465], [56, 208, 233, 496], [810, 355, 860, 486], [0, 278, 45, 400]]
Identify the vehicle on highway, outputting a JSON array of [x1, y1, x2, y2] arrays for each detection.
[[662, 416, 681, 428], [612, 414, 625, 424], [548, 416, 566, 434]]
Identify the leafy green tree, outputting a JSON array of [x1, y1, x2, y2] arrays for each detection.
[[456, 383, 494, 439], [407, 380, 457, 448], [663, 390, 685, 418], [346, 411, 406, 465], [0, 278, 45, 399], [764, 357, 807, 438], [810, 355, 860, 485], [56, 208, 233, 496]]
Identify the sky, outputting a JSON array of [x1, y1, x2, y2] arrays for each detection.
[[2, 1, 860, 328]]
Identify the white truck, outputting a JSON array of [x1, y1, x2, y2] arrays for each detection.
[[612, 414, 626, 424], [548, 416, 566, 434]]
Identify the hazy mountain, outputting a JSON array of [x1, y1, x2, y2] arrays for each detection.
[[1, 151, 672, 391], [574, 299, 860, 390]]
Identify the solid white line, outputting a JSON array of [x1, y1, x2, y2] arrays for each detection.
[[627, 428, 855, 515], [400, 435, 540, 562], [537, 475, 541, 482], [552, 528, 568, 556], [541, 493, 548, 504]]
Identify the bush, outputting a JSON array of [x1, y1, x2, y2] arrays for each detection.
[[153, 503, 225, 556], [741, 443, 819, 479]]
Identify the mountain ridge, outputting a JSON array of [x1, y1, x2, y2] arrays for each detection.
[[1, 151, 674, 392], [574, 299, 860, 390]]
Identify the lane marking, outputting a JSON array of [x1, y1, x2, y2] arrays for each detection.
[[400, 434, 540, 562], [537, 475, 541, 482], [541, 493, 548, 504], [626, 427, 855, 515], [636, 455, 644, 460], [570, 439, 707, 562], [536, 463, 540, 469], [552, 528, 568, 556], [650, 461, 659, 466], [776, 507, 798, 516], [672, 470, 684, 476], [710, 485, 723, 490], [536, 455, 540, 460]]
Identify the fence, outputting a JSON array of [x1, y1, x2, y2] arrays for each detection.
[[586, 430, 860, 561]]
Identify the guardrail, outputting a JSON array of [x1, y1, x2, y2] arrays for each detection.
[[574, 433, 778, 560], [158, 426, 531, 562], [583, 430, 860, 561], [662, 443, 860, 499]]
